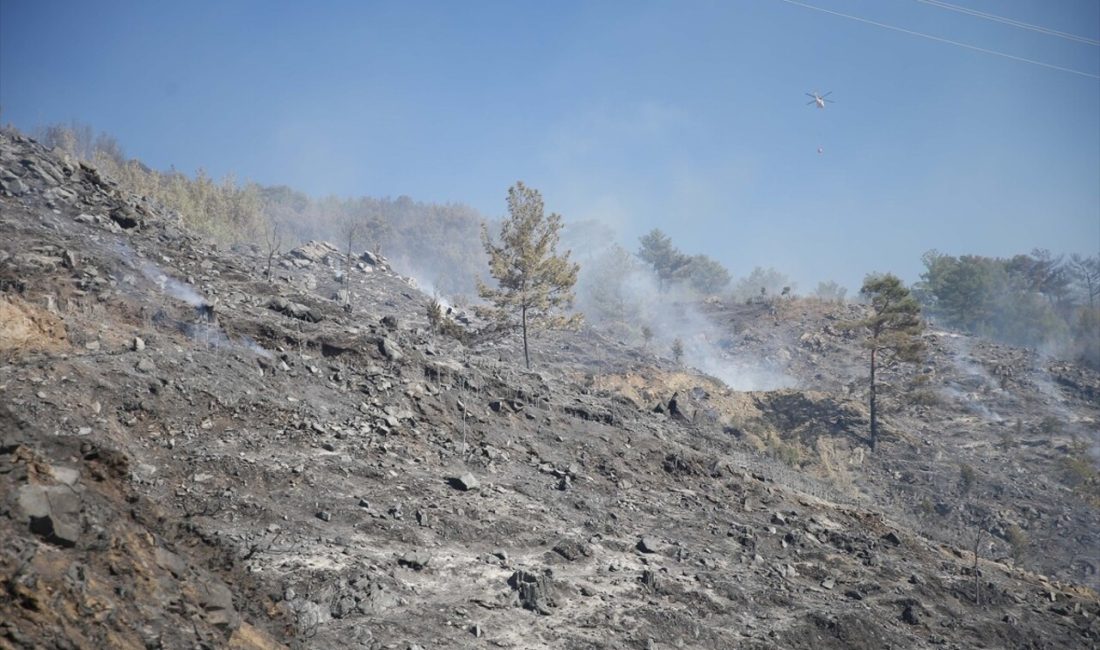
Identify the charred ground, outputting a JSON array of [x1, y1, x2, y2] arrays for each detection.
[[1, 131, 1098, 649]]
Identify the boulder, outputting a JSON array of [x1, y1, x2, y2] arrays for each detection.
[[453, 473, 480, 491], [109, 206, 141, 229], [198, 581, 240, 630], [16, 484, 82, 547], [289, 240, 339, 264], [268, 297, 323, 323], [398, 552, 431, 570], [378, 337, 403, 361]]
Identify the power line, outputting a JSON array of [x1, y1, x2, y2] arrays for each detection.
[[916, 0, 1100, 47], [774, 0, 1100, 80]]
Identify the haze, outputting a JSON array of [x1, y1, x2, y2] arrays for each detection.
[[1, 0, 1097, 291]]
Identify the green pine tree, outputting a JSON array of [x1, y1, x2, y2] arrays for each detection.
[[851, 273, 924, 451], [477, 182, 581, 369], [637, 229, 688, 292]]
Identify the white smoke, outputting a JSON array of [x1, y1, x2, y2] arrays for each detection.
[[576, 247, 795, 391], [137, 260, 205, 306]]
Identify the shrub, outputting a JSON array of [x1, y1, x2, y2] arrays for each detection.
[[427, 297, 444, 330], [1037, 416, 1063, 437], [671, 338, 684, 365], [959, 463, 977, 494], [1004, 523, 1028, 561]]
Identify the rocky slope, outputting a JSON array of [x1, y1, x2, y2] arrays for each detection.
[[1, 130, 1098, 649]]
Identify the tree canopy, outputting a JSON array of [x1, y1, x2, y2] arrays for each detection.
[[914, 250, 1097, 368], [477, 182, 581, 369], [637, 229, 688, 291], [851, 273, 924, 451]]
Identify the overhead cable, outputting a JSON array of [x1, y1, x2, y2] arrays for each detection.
[[774, 0, 1100, 80], [916, 0, 1099, 47]]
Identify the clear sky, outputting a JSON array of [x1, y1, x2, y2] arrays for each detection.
[[2, 0, 1098, 291]]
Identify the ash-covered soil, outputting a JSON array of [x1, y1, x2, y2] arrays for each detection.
[[2, 131, 1098, 649]]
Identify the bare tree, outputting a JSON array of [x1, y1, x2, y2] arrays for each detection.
[[671, 338, 684, 365], [339, 219, 361, 311], [1069, 254, 1100, 309], [263, 221, 284, 281]]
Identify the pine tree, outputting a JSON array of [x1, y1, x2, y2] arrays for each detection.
[[637, 229, 687, 292], [851, 273, 924, 451], [477, 182, 581, 369]]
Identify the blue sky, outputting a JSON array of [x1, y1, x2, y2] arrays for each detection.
[[2, 0, 1098, 291]]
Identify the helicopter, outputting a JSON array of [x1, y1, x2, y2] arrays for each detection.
[[806, 91, 834, 109]]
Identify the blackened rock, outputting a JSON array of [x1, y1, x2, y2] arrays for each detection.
[[508, 569, 558, 615], [331, 595, 357, 619], [109, 206, 141, 229], [452, 473, 480, 491], [398, 552, 431, 570], [552, 538, 590, 561], [901, 602, 923, 626], [268, 297, 323, 323]]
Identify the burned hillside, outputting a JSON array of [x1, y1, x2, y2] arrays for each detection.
[[1, 130, 1098, 649]]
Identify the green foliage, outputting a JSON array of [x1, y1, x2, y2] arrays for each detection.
[[1004, 524, 1029, 561], [959, 463, 977, 494], [849, 273, 924, 450], [915, 249, 1097, 369], [676, 254, 731, 294], [427, 296, 444, 330], [1061, 438, 1100, 504], [426, 296, 468, 343], [637, 229, 688, 291], [635, 230, 731, 295], [856, 274, 925, 360], [477, 182, 581, 369]]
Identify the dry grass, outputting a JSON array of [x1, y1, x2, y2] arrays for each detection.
[[0, 294, 68, 356], [591, 368, 762, 422]]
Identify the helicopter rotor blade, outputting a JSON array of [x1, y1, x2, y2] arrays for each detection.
[[822, 91, 833, 97]]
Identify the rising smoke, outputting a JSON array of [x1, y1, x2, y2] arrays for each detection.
[[573, 237, 796, 392]]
